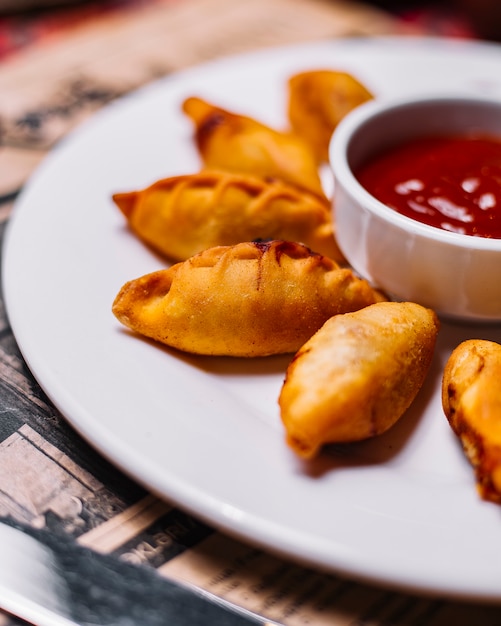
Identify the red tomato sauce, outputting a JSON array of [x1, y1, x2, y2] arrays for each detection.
[[355, 134, 501, 238]]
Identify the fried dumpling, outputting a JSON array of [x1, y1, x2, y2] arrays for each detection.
[[442, 339, 501, 504], [279, 301, 439, 459], [287, 69, 373, 164], [112, 240, 384, 358], [182, 96, 325, 198], [113, 170, 345, 263]]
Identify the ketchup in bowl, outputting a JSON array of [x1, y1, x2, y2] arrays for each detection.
[[355, 134, 501, 238]]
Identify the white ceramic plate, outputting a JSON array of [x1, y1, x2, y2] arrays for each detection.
[[5, 36, 501, 602]]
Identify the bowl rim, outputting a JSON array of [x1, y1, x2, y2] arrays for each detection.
[[329, 92, 501, 252]]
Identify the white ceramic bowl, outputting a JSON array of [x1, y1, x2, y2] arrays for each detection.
[[330, 94, 501, 322]]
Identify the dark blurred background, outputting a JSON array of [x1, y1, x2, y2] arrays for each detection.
[[368, 0, 501, 41], [1, 0, 501, 46]]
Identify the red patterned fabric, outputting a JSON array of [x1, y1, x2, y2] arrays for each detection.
[[0, 0, 488, 61], [0, 0, 157, 59]]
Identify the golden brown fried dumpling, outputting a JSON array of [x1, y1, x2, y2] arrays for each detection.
[[112, 240, 384, 358], [182, 96, 325, 198], [279, 301, 439, 459], [113, 170, 345, 263], [288, 69, 373, 164], [442, 339, 501, 504]]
